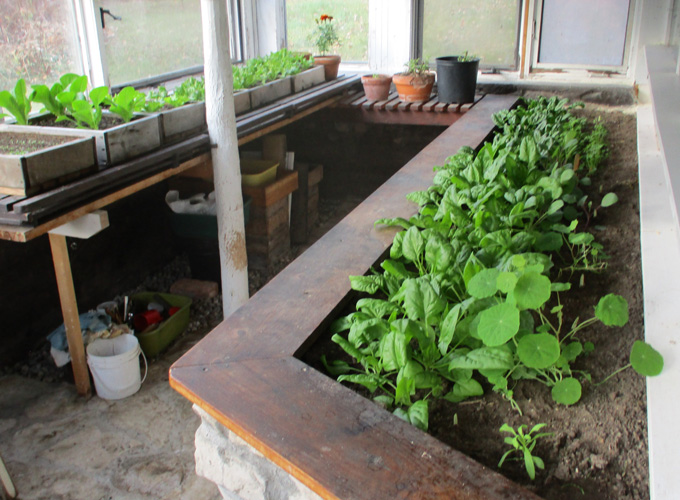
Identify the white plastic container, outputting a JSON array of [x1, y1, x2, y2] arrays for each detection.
[[86, 334, 147, 400]]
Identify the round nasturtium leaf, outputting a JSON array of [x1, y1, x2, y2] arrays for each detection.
[[630, 340, 664, 376], [551, 377, 582, 405], [594, 294, 629, 327], [517, 333, 561, 369], [497, 272, 518, 294], [468, 268, 500, 298], [477, 302, 520, 347], [512, 272, 551, 310]]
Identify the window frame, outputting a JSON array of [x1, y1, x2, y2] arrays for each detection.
[[97, 0, 245, 92], [414, 0, 523, 71], [529, 0, 637, 74]]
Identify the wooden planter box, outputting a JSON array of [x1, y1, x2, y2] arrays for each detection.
[[249, 78, 293, 110], [233, 90, 252, 116], [290, 66, 325, 93], [159, 101, 206, 144], [233, 66, 325, 116], [0, 130, 97, 196], [1, 112, 162, 168], [169, 96, 530, 499]]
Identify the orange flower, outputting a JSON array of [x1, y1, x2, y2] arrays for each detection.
[[319, 14, 333, 22]]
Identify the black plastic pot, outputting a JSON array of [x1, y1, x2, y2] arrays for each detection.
[[435, 56, 480, 104]]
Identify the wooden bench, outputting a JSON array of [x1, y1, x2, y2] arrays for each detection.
[[169, 94, 541, 499]]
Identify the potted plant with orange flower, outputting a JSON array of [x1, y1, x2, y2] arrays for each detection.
[[310, 14, 341, 81]]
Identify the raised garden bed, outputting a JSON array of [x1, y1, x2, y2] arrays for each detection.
[[302, 102, 649, 499], [170, 95, 529, 499], [170, 95, 655, 499]]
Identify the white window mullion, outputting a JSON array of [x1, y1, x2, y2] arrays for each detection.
[[72, 0, 109, 88]]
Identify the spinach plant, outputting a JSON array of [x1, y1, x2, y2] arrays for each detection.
[[327, 96, 664, 433]]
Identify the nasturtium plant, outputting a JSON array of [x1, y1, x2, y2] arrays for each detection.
[[517, 333, 560, 369], [595, 294, 629, 326], [551, 377, 582, 405], [512, 272, 551, 311], [477, 302, 520, 347], [630, 340, 664, 376]]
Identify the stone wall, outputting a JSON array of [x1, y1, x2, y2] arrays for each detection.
[[193, 405, 322, 500]]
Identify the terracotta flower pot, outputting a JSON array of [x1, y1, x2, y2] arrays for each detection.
[[393, 72, 435, 103], [361, 74, 393, 101], [313, 55, 341, 81]]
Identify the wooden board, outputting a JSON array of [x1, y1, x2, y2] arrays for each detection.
[[241, 170, 298, 207], [169, 95, 537, 500]]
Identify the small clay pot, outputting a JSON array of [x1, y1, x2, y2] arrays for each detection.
[[392, 72, 435, 102], [313, 55, 342, 81], [361, 74, 393, 101]]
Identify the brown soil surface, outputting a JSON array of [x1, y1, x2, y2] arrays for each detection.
[[0, 132, 71, 155], [305, 102, 646, 500], [31, 113, 127, 129]]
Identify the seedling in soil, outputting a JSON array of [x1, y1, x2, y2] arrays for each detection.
[[0, 79, 32, 125], [596, 340, 664, 385], [498, 423, 552, 480]]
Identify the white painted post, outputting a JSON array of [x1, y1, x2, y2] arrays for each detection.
[[200, 0, 249, 316]]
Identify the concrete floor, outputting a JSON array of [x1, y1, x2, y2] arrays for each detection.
[[0, 333, 221, 500]]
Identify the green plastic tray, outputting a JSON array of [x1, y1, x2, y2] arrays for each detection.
[[131, 292, 192, 357]]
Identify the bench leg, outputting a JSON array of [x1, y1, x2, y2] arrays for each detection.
[[48, 233, 91, 397]]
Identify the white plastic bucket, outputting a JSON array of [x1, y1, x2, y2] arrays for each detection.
[[86, 334, 147, 400]]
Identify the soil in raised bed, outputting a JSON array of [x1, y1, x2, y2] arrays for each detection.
[[0, 132, 71, 155], [303, 102, 647, 500]]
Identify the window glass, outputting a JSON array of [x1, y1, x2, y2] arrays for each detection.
[[100, 0, 210, 85], [286, 0, 368, 62], [0, 0, 82, 91], [538, 0, 630, 67], [422, 0, 520, 69]]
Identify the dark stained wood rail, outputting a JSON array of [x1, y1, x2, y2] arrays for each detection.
[[170, 94, 541, 500]]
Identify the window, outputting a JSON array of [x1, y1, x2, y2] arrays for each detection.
[[100, 0, 243, 87], [0, 0, 82, 91], [420, 0, 521, 69], [285, 0, 369, 63], [535, 0, 631, 68]]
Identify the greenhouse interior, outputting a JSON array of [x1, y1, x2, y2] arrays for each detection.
[[0, 0, 678, 499]]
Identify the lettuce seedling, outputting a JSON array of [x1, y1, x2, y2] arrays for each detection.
[[0, 79, 32, 125]]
